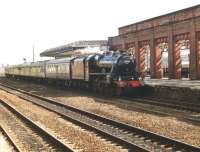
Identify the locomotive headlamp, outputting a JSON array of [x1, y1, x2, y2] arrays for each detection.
[[118, 76, 122, 81]]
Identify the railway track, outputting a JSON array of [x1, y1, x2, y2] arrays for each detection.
[[94, 96, 200, 125], [0, 83, 199, 152], [0, 125, 20, 152], [115, 96, 200, 124], [0, 98, 74, 152], [1, 79, 200, 125], [126, 96, 200, 113], [1, 78, 200, 115]]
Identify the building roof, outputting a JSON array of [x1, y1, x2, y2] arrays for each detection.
[[40, 40, 108, 57], [118, 4, 200, 35]]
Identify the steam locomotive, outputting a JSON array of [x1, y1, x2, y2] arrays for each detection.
[[5, 52, 143, 95]]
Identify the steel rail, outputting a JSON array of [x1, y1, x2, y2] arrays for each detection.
[[0, 99, 74, 152], [94, 97, 200, 125], [125, 96, 200, 113], [0, 125, 21, 152], [0, 83, 200, 151]]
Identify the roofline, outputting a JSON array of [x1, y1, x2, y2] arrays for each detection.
[[119, 4, 200, 30], [40, 40, 108, 57]]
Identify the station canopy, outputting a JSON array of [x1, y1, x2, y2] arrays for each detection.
[[40, 40, 108, 58]]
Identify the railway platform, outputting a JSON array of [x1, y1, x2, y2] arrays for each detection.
[[144, 78, 200, 90], [143, 78, 200, 103]]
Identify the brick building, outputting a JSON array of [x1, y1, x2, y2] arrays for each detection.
[[108, 5, 200, 80]]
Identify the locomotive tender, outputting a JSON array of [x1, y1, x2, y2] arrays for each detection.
[[5, 52, 143, 95]]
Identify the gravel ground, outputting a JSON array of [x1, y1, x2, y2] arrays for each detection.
[[1, 78, 200, 147], [0, 131, 15, 152], [0, 90, 126, 152], [0, 102, 60, 152]]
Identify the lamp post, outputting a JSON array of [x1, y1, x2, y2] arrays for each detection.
[[33, 44, 35, 63]]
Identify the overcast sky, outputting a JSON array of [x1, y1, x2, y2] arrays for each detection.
[[0, 0, 199, 65]]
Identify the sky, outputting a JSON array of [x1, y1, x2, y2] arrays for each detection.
[[0, 0, 199, 66]]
